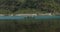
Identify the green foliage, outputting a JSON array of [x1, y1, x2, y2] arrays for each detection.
[[0, 0, 60, 14]]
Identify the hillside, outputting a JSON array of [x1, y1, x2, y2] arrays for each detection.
[[0, 0, 60, 14]]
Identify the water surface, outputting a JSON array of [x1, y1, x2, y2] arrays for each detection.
[[0, 16, 60, 20]]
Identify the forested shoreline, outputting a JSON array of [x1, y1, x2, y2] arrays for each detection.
[[0, 0, 60, 14]]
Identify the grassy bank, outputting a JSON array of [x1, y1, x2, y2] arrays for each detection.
[[0, 19, 60, 32]]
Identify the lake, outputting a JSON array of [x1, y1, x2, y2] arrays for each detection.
[[0, 16, 60, 20]]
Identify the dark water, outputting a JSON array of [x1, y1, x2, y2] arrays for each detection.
[[0, 16, 60, 20]]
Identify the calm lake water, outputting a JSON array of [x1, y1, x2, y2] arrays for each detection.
[[0, 16, 60, 20], [35, 16, 60, 19]]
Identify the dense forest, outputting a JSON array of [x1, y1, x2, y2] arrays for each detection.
[[0, 0, 60, 14]]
